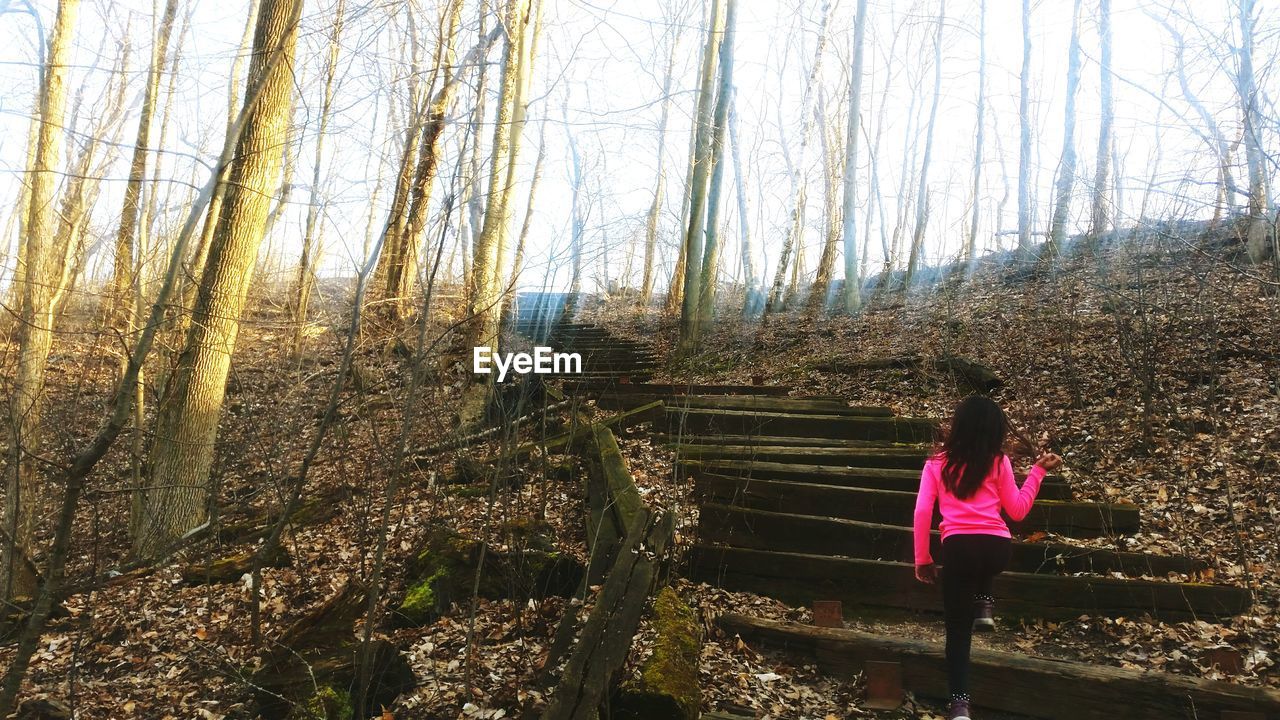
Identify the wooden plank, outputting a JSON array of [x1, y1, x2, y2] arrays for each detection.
[[542, 510, 676, 720], [501, 401, 664, 463], [675, 445, 929, 467], [655, 433, 913, 448], [599, 394, 892, 416], [717, 614, 1280, 720], [691, 546, 1251, 621], [682, 459, 1073, 500], [567, 382, 795, 397], [697, 503, 1205, 576], [667, 408, 939, 442], [694, 474, 1136, 537]]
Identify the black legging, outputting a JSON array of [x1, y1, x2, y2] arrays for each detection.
[[941, 533, 1012, 697]]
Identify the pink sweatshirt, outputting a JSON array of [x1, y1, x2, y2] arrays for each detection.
[[912, 453, 1047, 566]]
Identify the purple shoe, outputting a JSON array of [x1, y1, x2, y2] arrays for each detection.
[[948, 696, 972, 720]]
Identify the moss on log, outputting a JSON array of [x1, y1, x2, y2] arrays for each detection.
[[392, 524, 583, 627], [614, 587, 702, 720], [178, 544, 290, 585]]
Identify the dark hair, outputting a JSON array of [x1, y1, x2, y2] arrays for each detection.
[[940, 395, 1010, 500]]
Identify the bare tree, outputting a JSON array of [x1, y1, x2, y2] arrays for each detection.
[[904, 0, 945, 286], [1235, 0, 1272, 262], [3, 0, 80, 602], [765, 0, 832, 313], [135, 0, 304, 558], [640, 19, 681, 307], [966, 0, 987, 265], [1088, 0, 1113, 241], [1017, 0, 1033, 255], [841, 0, 869, 311], [1044, 0, 1083, 259]]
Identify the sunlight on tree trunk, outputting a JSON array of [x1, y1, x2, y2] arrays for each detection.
[[840, 0, 868, 312], [1088, 0, 1113, 244], [136, 0, 303, 558]]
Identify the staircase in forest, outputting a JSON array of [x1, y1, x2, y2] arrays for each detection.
[[510, 292, 657, 381], [510, 292, 1277, 720]]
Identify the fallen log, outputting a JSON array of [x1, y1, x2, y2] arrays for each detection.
[[584, 424, 645, 583], [254, 581, 414, 719], [694, 474, 1136, 537], [681, 458, 1073, 500], [717, 614, 1280, 720], [179, 544, 291, 586], [541, 508, 676, 720], [691, 546, 1251, 621], [612, 586, 701, 720], [697, 504, 1205, 577], [655, 433, 916, 448], [392, 524, 583, 627], [496, 401, 664, 465]]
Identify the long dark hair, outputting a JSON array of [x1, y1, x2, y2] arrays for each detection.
[[939, 395, 1011, 500]]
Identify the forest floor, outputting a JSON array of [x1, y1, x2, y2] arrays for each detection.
[[1, 233, 1277, 720]]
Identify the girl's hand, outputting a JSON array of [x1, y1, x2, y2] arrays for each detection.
[[915, 563, 938, 584], [1035, 452, 1063, 472]]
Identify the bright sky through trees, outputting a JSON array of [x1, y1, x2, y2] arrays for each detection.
[[1, 0, 1271, 292]]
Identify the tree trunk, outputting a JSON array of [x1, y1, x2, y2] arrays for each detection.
[[904, 0, 945, 286], [1087, 0, 1112, 242], [3, 0, 80, 602], [640, 31, 679, 308], [464, 0, 539, 426], [676, 0, 725, 346], [840, 0, 868, 312], [808, 92, 842, 315], [1017, 0, 1033, 256], [966, 0, 986, 265], [730, 91, 759, 315], [1237, 0, 1272, 262], [290, 0, 345, 359], [135, 0, 303, 558], [1044, 0, 1082, 260], [765, 0, 831, 314], [692, 0, 739, 339]]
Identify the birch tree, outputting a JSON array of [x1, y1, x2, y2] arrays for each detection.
[[765, 0, 832, 313]]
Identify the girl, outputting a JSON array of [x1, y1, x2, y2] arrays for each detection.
[[912, 395, 1062, 720]]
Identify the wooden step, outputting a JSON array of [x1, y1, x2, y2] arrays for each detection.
[[654, 434, 912, 447], [694, 474, 1137, 537], [681, 459, 1073, 500], [717, 614, 1280, 720], [667, 408, 938, 443], [697, 503, 1205, 577], [690, 546, 1251, 622], [674, 444, 927, 467], [599, 394, 892, 416], [570, 382, 796, 397]]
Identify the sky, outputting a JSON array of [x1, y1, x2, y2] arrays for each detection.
[[0, 0, 1273, 297]]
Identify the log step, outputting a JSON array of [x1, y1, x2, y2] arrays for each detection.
[[573, 382, 797, 396], [694, 474, 1136, 537], [697, 503, 1204, 577], [717, 614, 1279, 720], [681, 459, 1073, 500], [654, 433, 915, 447], [667, 408, 938, 442], [690, 546, 1251, 622], [599, 394, 892, 416], [675, 444, 929, 468]]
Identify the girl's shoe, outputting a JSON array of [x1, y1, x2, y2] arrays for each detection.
[[973, 594, 995, 632], [948, 697, 972, 720]]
